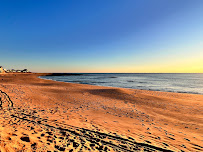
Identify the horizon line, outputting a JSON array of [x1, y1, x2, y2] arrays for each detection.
[[35, 72, 203, 74]]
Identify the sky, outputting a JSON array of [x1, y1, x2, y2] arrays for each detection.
[[0, 0, 203, 73]]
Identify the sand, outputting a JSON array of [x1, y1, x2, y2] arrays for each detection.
[[0, 73, 202, 151]]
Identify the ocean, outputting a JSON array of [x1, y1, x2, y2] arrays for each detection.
[[40, 73, 203, 95]]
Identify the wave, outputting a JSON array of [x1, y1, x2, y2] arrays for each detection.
[[108, 77, 117, 78], [138, 82, 147, 83], [91, 82, 106, 84], [127, 80, 134, 82]]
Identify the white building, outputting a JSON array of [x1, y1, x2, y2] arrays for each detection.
[[0, 66, 6, 73]]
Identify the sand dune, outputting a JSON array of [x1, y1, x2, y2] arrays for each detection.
[[0, 73, 202, 151]]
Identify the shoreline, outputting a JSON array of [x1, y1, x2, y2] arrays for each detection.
[[0, 73, 202, 151], [39, 73, 203, 96]]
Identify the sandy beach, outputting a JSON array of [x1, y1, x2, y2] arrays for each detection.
[[0, 73, 202, 151]]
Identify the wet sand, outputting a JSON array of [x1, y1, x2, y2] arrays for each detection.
[[0, 73, 202, 151]]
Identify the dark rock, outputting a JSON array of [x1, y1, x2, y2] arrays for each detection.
[[73, 142, 79, 147], [98, 146, 103, 150], [20, 136, 30, 142], [55, 145, 66, 151]]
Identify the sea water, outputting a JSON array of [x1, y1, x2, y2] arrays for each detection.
[[40, 73, 203, 95]]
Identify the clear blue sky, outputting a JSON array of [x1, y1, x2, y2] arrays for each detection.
[[0, 0, 203, 73]]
